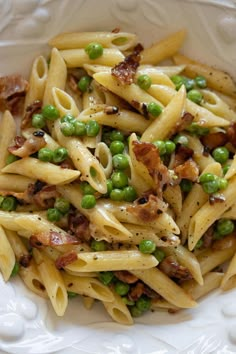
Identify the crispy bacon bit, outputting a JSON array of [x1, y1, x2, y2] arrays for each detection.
[[55, 250, 78, 269], [209, 193, 226, 205], [174, 159, 199, 182], [68, 211, 91, 242], [21, 100, 42, 129], [212, 233, 236, 251], [29, 236, 44, 249], [30, 231, 79, 248], [226, 122, 236, 148], [0, 74, 29, 115], [60, 159, 75, 170], [128, 282, 161, 301], [114, 271, 138, 284], [67, 74, 80, 93], [104, 105, 119, 115], [159, 255, 193, 281], [111, 43, 143, 85], [173, 145, 194, 168], [127, 194, 167, 222], [8, 133, 46, 158], [32, 184, 59, 208], [201, 132, 227, 151], [171, 112, 194, 136], [19, 254, 32, 268], [133, 140, 171, 196], [112, 28, 120, 33], [202, 226, 214, 248]]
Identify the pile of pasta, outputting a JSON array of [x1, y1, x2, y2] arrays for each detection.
[[0, 29, 236, 325]]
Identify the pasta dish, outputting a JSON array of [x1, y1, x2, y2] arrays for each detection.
[[0, 29, 236, 325]]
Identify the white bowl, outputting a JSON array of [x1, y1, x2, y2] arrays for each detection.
[[0, 1, 236, 353]]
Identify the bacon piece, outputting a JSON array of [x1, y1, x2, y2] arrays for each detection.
[[128, 282, 161, 301], [132, 140, 171, 196], [209, 193, 226, 205], [30, 231, 79, 248], [55, 250, 78, 269], [68, 211, 91, 242], [202, 226, 214, 248], [226, 122, 236, 148], [21, 100, 42, 129], [111, 43, 143, 85], [104, 105, 119, 115], [127, 194, 167, 222], [174, 159, 199, 182], [19, 254, 32, 268], [212, 233, 236, 251], [112, 27, 120, 33], [8, 132, 46, 158], [172, 145, 194, 168], [201, 132, 227, 151], [159, 255, 193, 281], [0, 74, 29, 115], [32, 184, 59, 208], [170, 112, 194, 136], [67, 74, 80, 93], [114, 271, 138, 284]]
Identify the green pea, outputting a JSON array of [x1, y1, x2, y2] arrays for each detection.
[[0, 196, 4, 207], [165, 140, 176, 154], [54, 197, 70, 214], [195, 75, 207, 88], [186, 122, 209, 136], [91, 239, 107, 251], [171, 75, 185, 90], [81, 194, 96, 209], [60, 121, 75, 136], [103, 179, 113, 197], [32, 113, 46, 129], [99, 271, 114, 285], [137, 74, 152, 90], [216, 219, 235, 236], [136, 295, 151, 312], [212, 147, 229, 164], [139, 239, 156, 254], [218, 178, 228, 190], [183, 77, 195, 91], [74, 121, 86, 136], [123, 186, 137, 202], [110, 130, 124, 142], [11, 262, 20, 277], [153, 140, 166, 155], [180, 179, 193, 193], [80, 181, 96, 195], [112, 154, 129, 170], [153, 248, 166, 262], [122, 297, 135, 306], [147, 102, 163, 117], [187, 89, 203, 104], [114, 281, 130, 296], [1, 196, 17, 211], [110, 188, 125, 201], [85, 42, 104, 59], [110, 140, 125, 155], [6, 154, 19, 165], [195, 239, 203, 249], [223, 164, 230, 175], [67, 291, 78, 298], [111, 171, 128, 188], [199, 173, 217, 184], [130, 306, 143, 317], [53, 147, 68, 164], [202, 180, 219, 194], [60, 114, 76, 124], [38, 147, 53, 162], [47, 208, 62, 222], [86, 120, 100, 137], [42, 104, 59, 120], [173, 134, 189, 146], [78, 76, 92, 92]]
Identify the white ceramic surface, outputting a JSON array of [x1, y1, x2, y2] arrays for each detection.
[[0, 0, 236, 353]]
